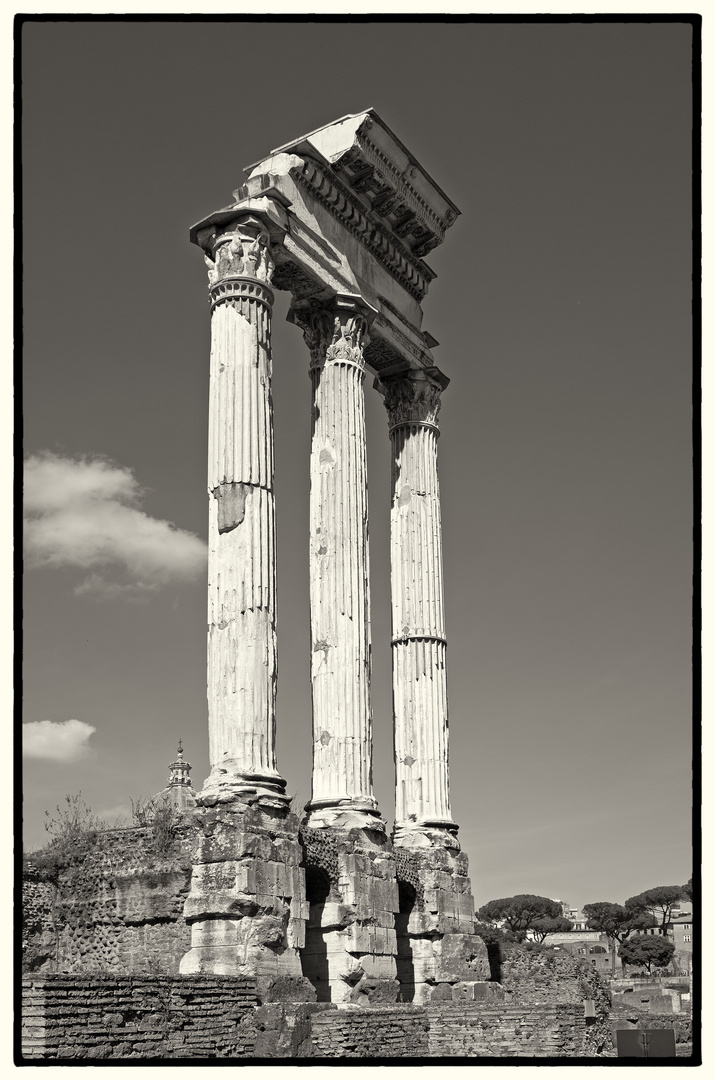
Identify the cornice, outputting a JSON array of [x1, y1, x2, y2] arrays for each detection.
[[372, 312, 434, 369], [290, 159, 435, 302], [351, 132, 449, 246]]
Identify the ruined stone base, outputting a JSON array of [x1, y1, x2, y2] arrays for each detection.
[[300, 813, 400, 1005], [393, 827, 490, 1004], [180, 788, 314, 999]]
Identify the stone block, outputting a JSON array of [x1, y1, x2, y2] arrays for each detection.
[[318, 902, 356, 930], [347, 978, 400, 1005], [286, 916, 305, 950], [255, 976, 317, 1004], [353, 953, 398, 982], [435, 933, 490, 982], [344, 923, 396, 956]]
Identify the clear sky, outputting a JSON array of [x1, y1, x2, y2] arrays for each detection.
[[21, 18, 693, 911]]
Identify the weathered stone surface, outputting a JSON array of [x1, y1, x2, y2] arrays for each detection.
[[22, 971, 606, 1059], [22, 828, 195, 976], [299, 823, 399, 1004], [202, 214, 286, 802], [382, 370, 456, 836], [180, 111, 484, 1006], [436, 934, 490, 983], [21, 976, 261, 1060], [290, 298, 378, 819], [180, 796, 311, 989]]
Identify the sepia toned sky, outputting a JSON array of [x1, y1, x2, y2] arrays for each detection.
[[21, 17, 693, 910]]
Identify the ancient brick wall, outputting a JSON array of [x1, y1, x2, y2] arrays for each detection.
[[492, 942, 613, 1056], [426, 1002, 586, 1057], [310, 1005, 429, 1057], [21, 976, 259, 1060], [23, 827, 195, 975], [309, 1001, 588, 1058], [23, 980, 598, 1060]]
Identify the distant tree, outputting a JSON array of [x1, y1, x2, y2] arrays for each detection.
[[583, 901, 656, 975], [529, 916, 574, 943], [583, 902, 656, 944], [477, 895, 563, 942], [625, 886, 685, 934], [618, 934, 675, 975], [682, 877, 692, 902]]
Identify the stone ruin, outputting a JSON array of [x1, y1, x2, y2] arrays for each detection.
[[178, 108, 490, 1005], [23, 109, 635, 1061]]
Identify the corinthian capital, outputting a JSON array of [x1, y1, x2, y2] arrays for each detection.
[[381, 371, 443, 429], [289, 295, 372, 370], [326, 310, 368, 365], [204, 215, 275, 285], [289, 306, 335, 366]]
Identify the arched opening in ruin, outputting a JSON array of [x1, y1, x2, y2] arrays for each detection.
[[301, 865, 332, 1001], [395, 880, 417, 1002]]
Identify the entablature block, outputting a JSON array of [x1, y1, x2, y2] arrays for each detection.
[[190, 110, 460, 383]]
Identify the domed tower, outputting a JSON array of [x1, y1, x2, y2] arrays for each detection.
[[151, 741, 196, 816]]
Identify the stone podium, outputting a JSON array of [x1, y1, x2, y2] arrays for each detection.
[[181, 110, 488, 1002]]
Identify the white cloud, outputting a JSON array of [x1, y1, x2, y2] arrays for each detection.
[[23, 719, 96, 762], [24, 452, 207, 597]]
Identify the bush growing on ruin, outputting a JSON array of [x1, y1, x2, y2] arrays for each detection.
[[131, 796, 184, 856], [29, 793, 103, 884]]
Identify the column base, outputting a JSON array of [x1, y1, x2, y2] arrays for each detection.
[[180, 789, 312, 997], [304, 796, 382, 831], [393, 838, 490, 1003], [299, 815, 400, 1004], [393, 819, 460, 850], [198, 764, 289, 808]]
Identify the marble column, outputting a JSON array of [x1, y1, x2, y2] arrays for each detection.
[[382, 371, 456, 840], [203, 214, 285, 800], [291, 297, 378, 823], [181, 215, 310, 985]]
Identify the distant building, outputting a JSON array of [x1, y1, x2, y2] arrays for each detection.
[[555, 900, 589, 932], [637, 909, 693, 975], [543, 901, 615, 974], [149, 741, 196, 818]]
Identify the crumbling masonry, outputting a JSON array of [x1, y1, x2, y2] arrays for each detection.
[[180, 110, 490, 1003]]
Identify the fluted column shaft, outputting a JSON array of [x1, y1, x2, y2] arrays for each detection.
[[204, 216, 284, 795], [383, 373, 455, 833], [292, 299, 377, 814]]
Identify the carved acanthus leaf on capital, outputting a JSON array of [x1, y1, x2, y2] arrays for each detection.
[[326, 312, 368, 366], [290, 303, 369, 370], [382, 373, 443, 429], [290, 307, 335, 366], [205, 215, 275, 286]]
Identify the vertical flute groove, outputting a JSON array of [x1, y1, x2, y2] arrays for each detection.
[[202, 218, 284, 793], [383, 374, 454, 829], [295, 305, 375, 811]]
